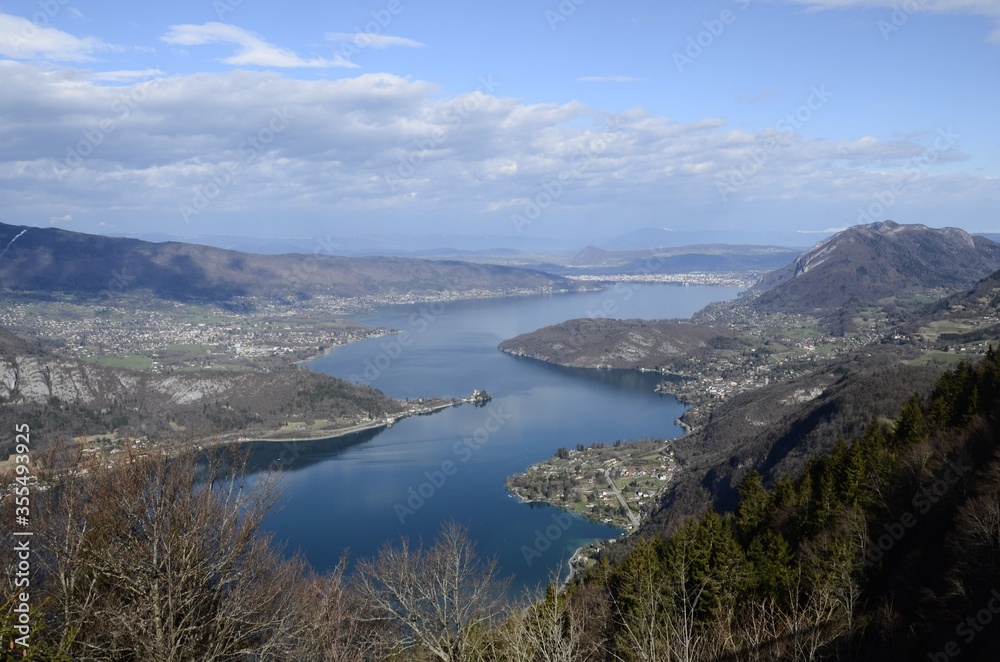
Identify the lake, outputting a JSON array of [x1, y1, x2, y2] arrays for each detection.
[[245, 283, 742, 593]]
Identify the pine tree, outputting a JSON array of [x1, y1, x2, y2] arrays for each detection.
[[809, 468, 838, 535], [893, 394, 927, 447], [840, 442, 870, 508], [747, 529, 795, 605], [770, 472, 797, 512], [699, 509, 749, 613], [736, 470, 770, 540]]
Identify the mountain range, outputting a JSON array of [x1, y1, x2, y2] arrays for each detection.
[[0, 222, 577, 302], [499, 222, 1000, 370], [645, 263, 1000, 533], [753, 220, 1000, 311], [497, 220, 1000, 541]]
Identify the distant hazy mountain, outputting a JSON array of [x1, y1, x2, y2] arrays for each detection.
[[0, 222, 577, 301], [116, 231, 578, 256], [565, 244, 801, 275], [603, 227, 684, 250], [601, 226, 811, 251], [754, 221, 1000, 311], [111, 233, 321, 255]]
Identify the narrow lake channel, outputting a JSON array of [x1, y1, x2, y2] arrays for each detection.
[[245, 283, 742, 593]]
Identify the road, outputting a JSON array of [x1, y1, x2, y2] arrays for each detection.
[[603, 469, 641, 529]]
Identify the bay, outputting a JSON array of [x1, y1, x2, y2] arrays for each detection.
[[246, 283, 742, 593]]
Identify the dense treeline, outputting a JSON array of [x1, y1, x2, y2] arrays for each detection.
[[2, 349, 998, 660], [647, 354, 944, 541], [575, 345, 1000, 660]]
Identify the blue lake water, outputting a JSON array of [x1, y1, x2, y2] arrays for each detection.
[[245, 283, 741, 593]]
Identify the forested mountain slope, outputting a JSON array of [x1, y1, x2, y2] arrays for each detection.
[[0, 221, 577, 302], [574, 348, 1000, 660]]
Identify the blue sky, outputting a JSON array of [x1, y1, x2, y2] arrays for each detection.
[[0, 0, 997, 247]]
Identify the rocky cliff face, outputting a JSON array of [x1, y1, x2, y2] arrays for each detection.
[[0, 326, 400, 450], [0, 354, 140, 404]]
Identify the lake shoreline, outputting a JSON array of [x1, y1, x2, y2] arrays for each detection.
[[238, 399, 466, 444]]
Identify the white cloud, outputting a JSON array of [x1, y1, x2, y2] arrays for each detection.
[[577, 75, 640, 83], [778, 0, 1000, 40], [0, 12, 118, 61], [0, 61, 995, 237], [326, 33, 425, 49], [736, 90, 780, 105], [90, 69, 164, 83], [797, 227, 849, 233], [161, 23, 358, 68]]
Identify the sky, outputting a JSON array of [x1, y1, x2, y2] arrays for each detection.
[[0, 0, 998, 248]]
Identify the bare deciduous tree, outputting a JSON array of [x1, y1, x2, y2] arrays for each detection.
[[782, 560, 847, 662], [498, 583, 594, 662], [291, 556, 395, 662], [35, 448, 311, 661], [353, 521, 511, 662]]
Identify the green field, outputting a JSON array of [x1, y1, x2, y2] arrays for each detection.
[[919, 320, 981, 341], [166, 343, 218, 353], [784, 325, 825, 340], [84, 355, 154, 370], [813, 342, 842, 355], [177, 363, 254, 372], [905, 350, 980, 366]]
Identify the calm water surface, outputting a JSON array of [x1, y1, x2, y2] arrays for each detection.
[[246, 284, 741, 593]]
